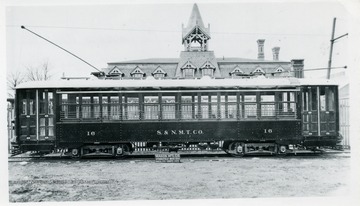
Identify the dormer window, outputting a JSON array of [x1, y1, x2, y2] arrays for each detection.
[[110, 67, 123, 75], [130, 67, 145, 78], [272, 66, 289, 77], [181, 61, 197, 78], [200, 61, 216, 77], [251, 67, 265, 76], [230, 66, 245, 78], [106, 66, 124, 78], [152, 67, 167, 79], [275, 67, 284, 73]]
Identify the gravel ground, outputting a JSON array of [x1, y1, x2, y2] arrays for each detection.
[[8, 153, 351, 202]]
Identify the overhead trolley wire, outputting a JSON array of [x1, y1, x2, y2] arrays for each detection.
[[7, 24, 333, 37]]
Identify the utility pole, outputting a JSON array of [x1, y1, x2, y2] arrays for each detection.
[[327, 18, 348, 79]]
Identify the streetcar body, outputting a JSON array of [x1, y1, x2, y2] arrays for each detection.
[[13, 77, 341, 157]]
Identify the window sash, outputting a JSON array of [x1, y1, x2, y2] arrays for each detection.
[[58, 91, 299, 121]]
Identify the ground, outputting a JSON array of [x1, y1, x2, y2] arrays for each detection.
[[8, 152, 351, 202]]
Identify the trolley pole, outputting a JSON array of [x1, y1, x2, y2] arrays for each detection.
[[327, 18, 348, 79], [21, 25, 104, 76]]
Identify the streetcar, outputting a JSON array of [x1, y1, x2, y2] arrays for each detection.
[[12, 77, 342, 157]]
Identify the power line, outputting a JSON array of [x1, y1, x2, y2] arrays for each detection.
[[7, 24, 331, 37], [258, 66, 347, 76], [301, 66, 346, 72]]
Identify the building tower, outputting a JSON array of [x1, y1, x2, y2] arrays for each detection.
[[175, 4, 220, 78], [182, 4, 211, 52]]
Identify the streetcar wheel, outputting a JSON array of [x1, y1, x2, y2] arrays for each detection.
[[229, 142, 245, 157], [71, 148, 81, 159], [279, 145, 287, 153], [115, 144, 130, 159], [276, 145, 288, 157]]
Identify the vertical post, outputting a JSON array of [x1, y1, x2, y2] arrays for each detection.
[[327, 18, 336, 79], [176, 93, 181, 120], [139, 94, 143, 120], [275, 92, 279, 119], [159, 93, 162, 121], [236, 92, 241, 120], [309, 87, 313, 135], [119, 93, 123, 121], [36, 90, 39, 141], [99, 95, 103, 120], [317, 87, 321, 136], [217, 93, 221, 119], [256, 92, 261, 119], [7, 103, 12, 153], [224, 93, 228, 119], [197, 93, 201, 119]]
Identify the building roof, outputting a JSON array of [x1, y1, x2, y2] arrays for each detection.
[[105, 56, 292, 79], [217, 57, 289, 63], [108, 57, 290, 65], [108, 58, 180, 64], [218, 62, 291, 77], [103, 64, 177, 78]]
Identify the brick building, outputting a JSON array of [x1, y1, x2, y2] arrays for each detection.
[[92, 4, 304, 80]]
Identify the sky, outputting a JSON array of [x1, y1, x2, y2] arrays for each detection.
[[4, 0, 352, 80]]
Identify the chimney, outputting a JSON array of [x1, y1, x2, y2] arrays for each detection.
[[272, 47, 280, 61], [291, 59, 304, 78], [257, 39, 265, 60]]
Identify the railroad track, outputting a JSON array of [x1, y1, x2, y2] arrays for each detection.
[[8, 149, 350, 162]]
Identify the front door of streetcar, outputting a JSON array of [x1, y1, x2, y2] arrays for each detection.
[[18, 90, 37, 141], [38, 90, 55, 141], [319, 86, 337, 136], [18, 89, 55, 142], [302, 86, 337, 136], [302, 87, 319, 136]]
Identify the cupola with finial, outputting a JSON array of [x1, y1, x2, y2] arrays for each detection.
[[182, 4, 211, 52]]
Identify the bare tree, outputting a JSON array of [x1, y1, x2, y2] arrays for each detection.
[[7, 71, 26, 97], [7, 71, 25, 90], [7, 61, 53, 97], [26, 61, 53, 81]]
